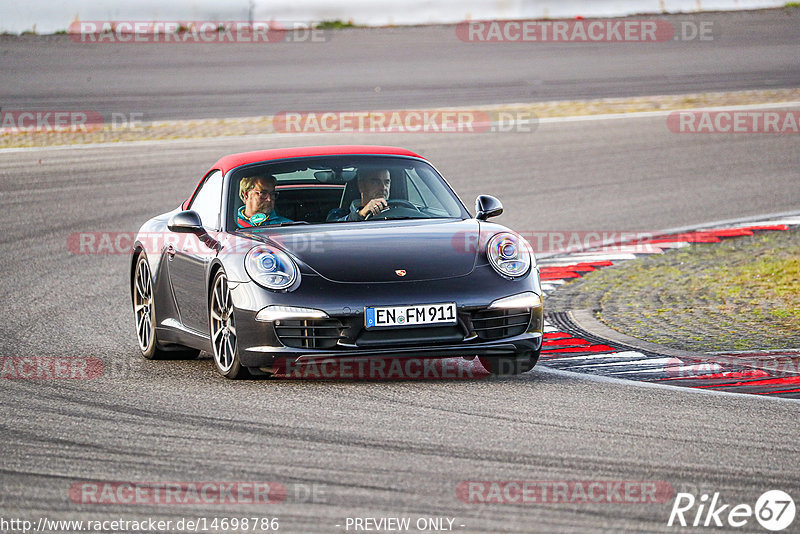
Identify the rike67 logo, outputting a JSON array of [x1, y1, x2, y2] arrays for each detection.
[[668, 490, 795, 531]]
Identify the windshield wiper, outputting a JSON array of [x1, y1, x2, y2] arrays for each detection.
[[275, 221, 310, 226]]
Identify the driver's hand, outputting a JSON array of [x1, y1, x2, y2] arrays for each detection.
[[359, 198, 387, 218]]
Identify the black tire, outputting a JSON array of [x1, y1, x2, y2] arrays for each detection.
[[480, 350, 539, 375], [133, 253, 200, 360], [209, 270, 248, 379]]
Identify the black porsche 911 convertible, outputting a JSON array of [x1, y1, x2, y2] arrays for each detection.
[[130, 145, 543, 379]]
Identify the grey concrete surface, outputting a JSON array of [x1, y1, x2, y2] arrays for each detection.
[[1, 9, 799, 121], [0, 112, 798, 531]]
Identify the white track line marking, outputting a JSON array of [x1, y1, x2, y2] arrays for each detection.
[[543, 351, 646, 362], [536, 367, 800, 403], [550, 253, 638, 261], [614, 364, 723, 376], [565, 357, 674, 369]]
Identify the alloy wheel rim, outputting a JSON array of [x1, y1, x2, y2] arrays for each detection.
[[211, 273, 237, 372], [134, 257, 154, 352]]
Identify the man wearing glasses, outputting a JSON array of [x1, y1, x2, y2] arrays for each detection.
[[237, 175, 292, 228]]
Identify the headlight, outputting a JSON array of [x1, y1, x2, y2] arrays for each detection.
[[487, 232, 532, 278], [245, 245, 298, 290]]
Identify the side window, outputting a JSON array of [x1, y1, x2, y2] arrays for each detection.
[[189, 170, 223, 229]]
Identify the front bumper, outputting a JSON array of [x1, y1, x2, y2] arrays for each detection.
[[229, 264, 543, 369], [241, 333, 542, 369]]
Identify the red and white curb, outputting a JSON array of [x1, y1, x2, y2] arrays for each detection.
[[538, 215, 800, 399]]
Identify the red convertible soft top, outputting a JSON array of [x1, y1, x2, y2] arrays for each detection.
[[210, 145, 424, 175], [182, 145, 425, 210]]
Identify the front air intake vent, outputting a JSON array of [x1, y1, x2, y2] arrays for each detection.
[[470, 308, 532, 340], [274, 319, 345, 349]]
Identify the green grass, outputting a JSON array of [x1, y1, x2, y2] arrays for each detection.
[[315, 20, 357, 30], [554, 228, 800, 351]]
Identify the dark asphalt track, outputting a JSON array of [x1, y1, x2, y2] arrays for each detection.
[[2, 9, 800, 533], [1, 9, 799, 120], [1, 113, 799, 532]]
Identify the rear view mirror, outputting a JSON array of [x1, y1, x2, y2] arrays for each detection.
[[314, 169, 358, 183], [313, 170, 335, 183]]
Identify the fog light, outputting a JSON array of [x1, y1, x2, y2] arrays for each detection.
[[488, 292, 542, 310], [256, 306, 329, 322]]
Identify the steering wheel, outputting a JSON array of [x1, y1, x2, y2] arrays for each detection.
[[363, 200, 421, 220]]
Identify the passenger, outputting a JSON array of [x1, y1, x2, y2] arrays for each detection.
[[332, 168, 391, 222], [237, 175, 292, 228]]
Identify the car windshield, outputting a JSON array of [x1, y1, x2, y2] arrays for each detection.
[[227, 155, 469, 230]]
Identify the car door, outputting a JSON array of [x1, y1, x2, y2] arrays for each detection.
[[168, 170, 223, 335]]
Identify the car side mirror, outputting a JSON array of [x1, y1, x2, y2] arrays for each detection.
[[475, 195, 503, 220], [168, 210, 204, 234]]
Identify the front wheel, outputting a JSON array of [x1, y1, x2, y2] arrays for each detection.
[[480, 350, 539, 375], [209, 270, 247, 379]]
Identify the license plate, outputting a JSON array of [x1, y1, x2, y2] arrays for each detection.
[[365, 302, 457, 329]]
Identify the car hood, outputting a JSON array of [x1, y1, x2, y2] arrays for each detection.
[[252, 219, 480, 283]]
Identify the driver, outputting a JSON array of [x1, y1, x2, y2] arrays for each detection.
[[335, 168, 391, 222], [237, 175, 292, 228]]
